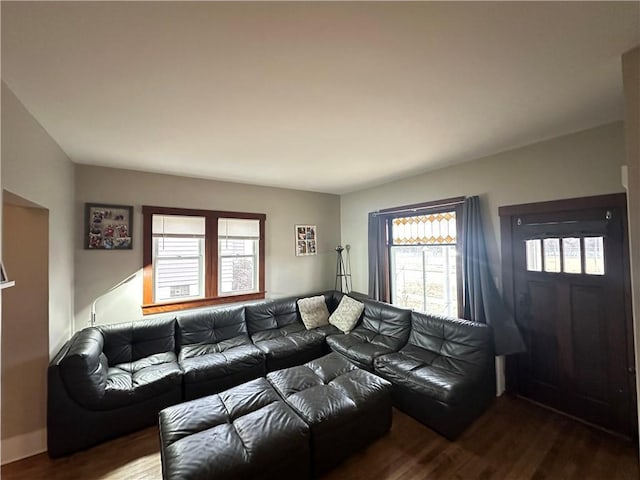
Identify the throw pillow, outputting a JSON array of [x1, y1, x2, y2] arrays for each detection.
[[297, 295, 330, 330], [329, 295, 364, 333]]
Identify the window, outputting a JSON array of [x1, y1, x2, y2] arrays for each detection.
[[152, 215, 205, 302], [143, 206, 265, 314], [525, 235, 605, 276], [218, 218, 260, 295], [381, 198, 464, 318]]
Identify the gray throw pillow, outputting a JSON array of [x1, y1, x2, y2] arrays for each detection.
[[329, 296, 364, 333], [297, 295, 330, 330]]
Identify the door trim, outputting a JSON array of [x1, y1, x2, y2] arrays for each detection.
[[498, 193, 633, 400], [498, 193, 627, 217]]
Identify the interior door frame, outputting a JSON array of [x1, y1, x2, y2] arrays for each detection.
[[499, 193, 635, 404]]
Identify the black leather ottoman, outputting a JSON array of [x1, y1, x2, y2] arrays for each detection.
[[267, 352, 392, 474], [158, 377, 311, 480]]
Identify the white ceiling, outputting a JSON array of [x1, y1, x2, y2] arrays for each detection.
[[2, 2, 639, 194]]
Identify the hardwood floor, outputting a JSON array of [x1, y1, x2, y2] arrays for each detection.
[[3, 395, 638, 480]]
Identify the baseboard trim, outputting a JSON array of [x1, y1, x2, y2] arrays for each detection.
[[1, 429, 47, 465]]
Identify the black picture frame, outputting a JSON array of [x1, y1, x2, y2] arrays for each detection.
[[85, 203, 134, 250]]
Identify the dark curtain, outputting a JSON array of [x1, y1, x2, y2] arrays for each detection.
[[367, 212, 389, 302], [461, 196, 525, 355]]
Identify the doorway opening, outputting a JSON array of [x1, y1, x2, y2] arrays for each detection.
[[1, 191, 50, 463]]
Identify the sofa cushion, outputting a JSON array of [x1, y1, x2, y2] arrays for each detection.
[[103, 352, 182, 409], [246, 297, 299, 334], [177, 306, 247, 349], [326, 328, 397, 370], [374, 349, 479, 406], [251, 323, 305, 343], [322, 290, 344, 313], [359, 299, 411, 349], [313, 323, 343, 338], [328, 296, 364, 333], [179, 334, 254, 361], [253, 331, 324, 359], [297, 295, 330, 330], [180, 344, 265, 385], [251, 324, 325, 371], [407, 312, 494, 376], [98, 317, 176, 365]]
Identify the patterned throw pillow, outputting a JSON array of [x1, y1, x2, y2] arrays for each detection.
[[297, 295, 330, 330], [329, 296, 364, 333]]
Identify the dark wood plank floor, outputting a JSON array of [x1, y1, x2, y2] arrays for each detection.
[[3, 395, 638, 480]]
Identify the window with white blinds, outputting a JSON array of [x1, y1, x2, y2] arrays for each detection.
[[143, 206, 266, 314], [152, 215, 206, 302]]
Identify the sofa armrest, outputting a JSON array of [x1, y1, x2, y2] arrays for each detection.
[[58, 328, 108, 409]]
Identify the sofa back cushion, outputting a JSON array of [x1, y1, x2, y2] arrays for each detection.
[[246, 297, 300, 334], [409, 311, 494, 375], [177, 306, 247, 348], [98, 317, 176, 365], [322, 290, 344, 313], [360, 298, 411, 348]]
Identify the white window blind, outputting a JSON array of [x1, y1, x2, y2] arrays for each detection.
[[153, 215, 205, 302]]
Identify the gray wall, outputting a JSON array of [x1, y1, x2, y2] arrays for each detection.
[[340, 122, 627, 293], [74, 166, 341, 328], [1, 83, 75, 359], [1, 82, 75, 462], [621, 46, 640, 447]]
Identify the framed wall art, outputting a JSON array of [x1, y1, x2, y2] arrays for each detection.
[[85, 203, 133, 250], [295, 225, 317, 256]]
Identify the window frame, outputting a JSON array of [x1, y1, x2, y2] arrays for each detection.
[[142, 206, 266, 315], [379, 197, 464, 317]]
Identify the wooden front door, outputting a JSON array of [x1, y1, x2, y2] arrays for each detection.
[[500, 194, 636, 437]]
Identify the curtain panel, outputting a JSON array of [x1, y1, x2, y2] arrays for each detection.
[[461, 196, 525, 355], [367, 212, 390, 302]]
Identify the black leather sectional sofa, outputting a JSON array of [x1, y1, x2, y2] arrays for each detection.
[[48, 290, 495, 458]]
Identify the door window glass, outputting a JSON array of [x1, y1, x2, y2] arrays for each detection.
[[584, 237, 605, 275], [526, 239, 542, 272], [562, 237, 582, 274], [543, 238, 561, 273]]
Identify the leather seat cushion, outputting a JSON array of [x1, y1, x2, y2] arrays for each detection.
[[252, 329, 325, 359], [251, 323, 305, 343], [374, 349, 478, 405], [326, 328, 397, 369], [179, 334, 254, 361], [180, 345, 265, 385], [159, 377, 310, 480], [313, 324, 342, 338], [104, 352, 181, 408]]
